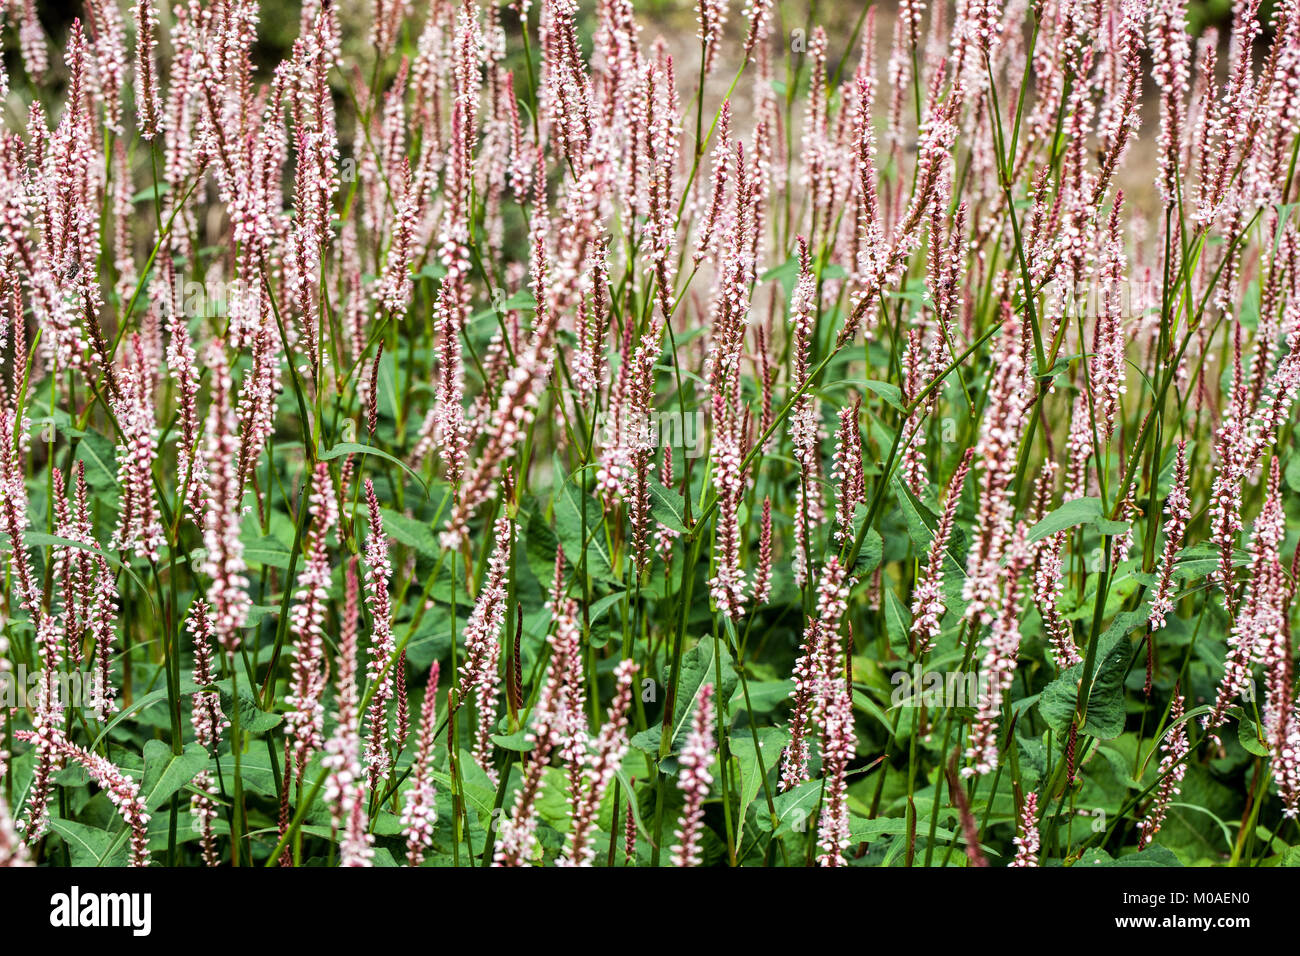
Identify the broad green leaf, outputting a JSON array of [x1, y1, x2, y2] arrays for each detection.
[[885, 587, 912, 655], [1167, 541, 1249, 582], [1286, 453, 1300, 493], [431, 751, 497, 819], [730, 678, 793, 715], [847, 815, 960, 844], [219, 680, 283, 736], [74, 430, 121, 490], [500, 289, 536, 311], [755, 778, 820, 835], [379, 507, 440, 557], [1028, 497, 1129, 543], [242, 535, 293, 570], [862, 380, 906, 412], [631, 639, 737, 760], [490, 728, 535, 753], [141, 740, 211, 811], [216, 749, 279, 797], [1038, 611, 1143, 739], [552, 469, 617, 581], [731, 727, 786, 828], [892, 477, 939, 550], [131, 182, 170, 204], [666, 639, 737, 748], [1076, 844, 1183, 867], [852, 526, 884, 576], [49, 818, 127, 867], [759, 256, 799, 290], [1237, 713, 1270, 757], [648, 480, 688, 533]]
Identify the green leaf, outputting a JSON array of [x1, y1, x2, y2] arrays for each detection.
[[847, 815, 960, 844], [1285, 453, 1300, 493], [376, 345, 400, 424], [1168, 542, 1249, 582], [731, 727, 786, 826], [141, 740, 211, 811], [219, 680, 283, 737], [892, 478, 939, 550], [216, 749, 279, 797], [430, 750, 497, 819], [755, 778, 820, 835], [1037, 611, 1142, 739], [669, 640, 737, 745], [862, 380, 906, 413], [379, 507, 440, 557], [22, 531, 154, 601], [1032, 352, 1082, 382], [759, 256, 799, 290], [885, 587, 912, 655], [1237, 713, 1270, 757], [489, 728, 535, 752], [631, 639, 737, 760], [43, 414, 118, 490], [586, 590, 627, 647], [49, 818, 127, 867], [1077, 844, 1183, 867], [1028, 497, 1130, 542], [500, 289, 536, 311], [552, 469, 616, 581], [730, 679, 793, 714], [851, 526, 883, 576], [318, 442, 429, 498], [242, 535, 294, 570], [648, 480, 689, 533], [131, 182, 170, 204], [75, 431, 121, 490]]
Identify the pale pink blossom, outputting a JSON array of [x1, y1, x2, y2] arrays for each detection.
[[671, 684, 716, 867]]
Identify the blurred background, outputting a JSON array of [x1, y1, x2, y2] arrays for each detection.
[[12, 0, 1264, 68]]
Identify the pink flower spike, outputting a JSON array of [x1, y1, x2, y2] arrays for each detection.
[[1010, 793, 1040, 867], [671, 683, 716, 867]]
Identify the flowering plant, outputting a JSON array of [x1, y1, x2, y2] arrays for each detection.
[[0, 0, 1298, 869]]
